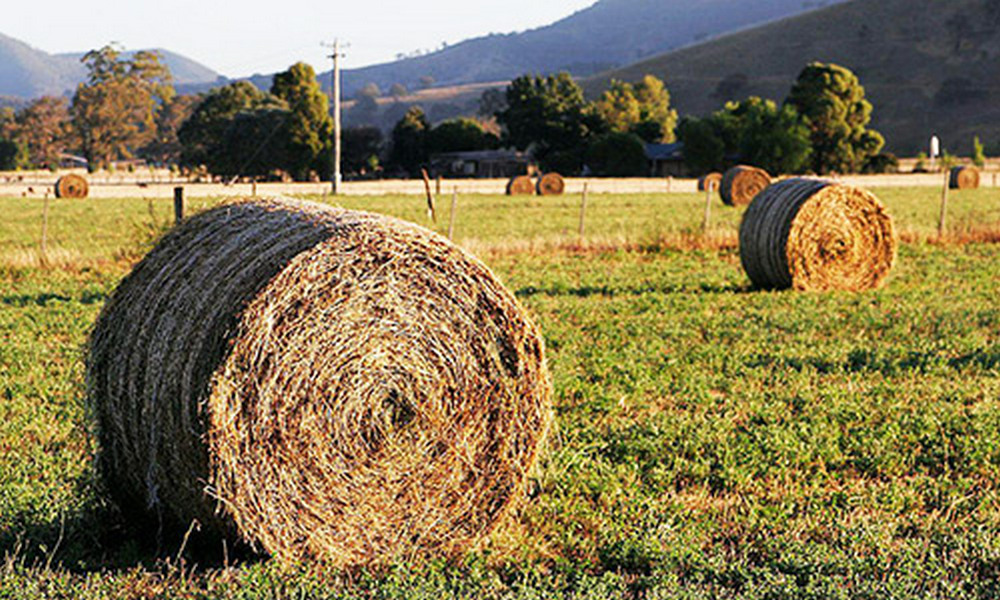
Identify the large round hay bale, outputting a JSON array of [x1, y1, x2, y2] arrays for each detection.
[[536, 172, 565, 196], [721, 165, 771, 207], [739, 178, 896, 291], [698, 172, 723, 192], [54, 174, 89, 198], [87, 197, 552, 565], [949, 165, 980, 190], [506, 175, 535, 195]]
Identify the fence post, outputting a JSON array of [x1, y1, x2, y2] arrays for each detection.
[[448, 186, 458, 240], [578, 182, 589, 243], [702, 181, 715, 234], [40, 195, 50, 266], [174, 186, 185, 224], [937, 170, 949, 239]]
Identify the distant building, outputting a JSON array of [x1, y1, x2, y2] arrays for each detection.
[[645, 142, 688, 177], [429, 150, 532, 179]]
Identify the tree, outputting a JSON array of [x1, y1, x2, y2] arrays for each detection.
[[143, 94, 198, 165], [178, 81, 269, 168], [498, 72, 602, 173], [676, 117, 727, 175], [389, 83, 408, 99], [271, 62, 334, 180], [15, 96, 75, 169], [426, 118, 498, 155], [389, 106, 429, 176], [786, 62, 884, 174], [342, 126, 383, 175], [973, 136, 986, 167], [727, 97, 811, 175], [478, 88, 506, 118], [585, 132, 648, 177], [0, 139, 28, 171], [71, 44, 174, 169], [211, 100, 291, 179], [592, 76, 677, 143]]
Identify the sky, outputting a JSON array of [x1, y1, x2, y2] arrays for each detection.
[[3, 0, 598, 77]]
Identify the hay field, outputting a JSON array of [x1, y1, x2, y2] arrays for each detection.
[[2, 187, 1000, 598]]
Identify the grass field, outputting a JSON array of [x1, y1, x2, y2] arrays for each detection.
[[2, 187, 1000, 598]]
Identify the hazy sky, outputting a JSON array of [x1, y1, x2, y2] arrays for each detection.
[[4, 0, 597, 76]]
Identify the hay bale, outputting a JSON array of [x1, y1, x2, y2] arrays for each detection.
[[698, 172, 723, 192], [739, 178, 896, 291], [87, 197, 552, 565], [506, 175, 535, 195], [720, 165, 771, 206], [54, 174, 89, 199], [949, 165, 980, 190], [536, 172, 565, 196]]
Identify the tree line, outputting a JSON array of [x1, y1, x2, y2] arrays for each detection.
[[0, 45, 895, 180]]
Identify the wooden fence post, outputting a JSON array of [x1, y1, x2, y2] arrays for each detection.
[[578, 182, 589, 243], [702, 181, 715, 234], [448, 186, 458, 240], [39, 195, 50, 266], [174, 186, 185, 224], [937, 170, 949, 239]]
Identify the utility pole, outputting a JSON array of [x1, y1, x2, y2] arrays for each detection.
[[324, 40, 345, 195]]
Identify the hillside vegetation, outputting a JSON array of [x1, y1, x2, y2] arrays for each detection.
[[585, 0, 1000, 155]]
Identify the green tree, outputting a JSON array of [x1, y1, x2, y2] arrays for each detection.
[[426, 118, 498, 155], [676, 117, 727, 175], [728, 97, 812, 175], [973, 136, 986, 167], [498, 72, 602, 173], [178, 81, 268, 168], [71, 44, 174, 169], [271, 62, 334, 181], [142, 94, 198, 166], [211, 100, 291, 179], [342, 126, 383, 175], [592, 76, 677, 143], [585, 132, 648, 177], [389, 106, 429, 176], [786, 62, 884, 174], [15, 96, 75, 169], [0, 139, 28, 170]]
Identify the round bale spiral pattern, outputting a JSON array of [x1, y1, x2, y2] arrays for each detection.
[[739, 178, 896, 291], [506, 175, 535, 196], [698, 172, 723, 192], [949, 165, 980, 190], [536, 173, 565, 196], [87, 197, 552, 565], [721, 165, 771, 206], [54, 174, 89, 199]]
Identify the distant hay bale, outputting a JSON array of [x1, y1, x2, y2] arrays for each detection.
[[721, 165, 771, 206], [949, 165, 980, 190], [739, 178, 896, 291], [506, 175, 535, 195], [54, 174, 89, 199], [536, 173, 565, 196], [87, 197, 552, 565], [698, 172, 723, 192]]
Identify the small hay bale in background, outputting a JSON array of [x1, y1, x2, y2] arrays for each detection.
[[698, 172, 723, 192], [506, 175, 535, 196], [536, 172, 565, 196], [721, 165, 771, 207], [739, 178, 896, 291], [949, 165, 980, 190], [87, 197, 552, 565], [54, 174, 89, 199]]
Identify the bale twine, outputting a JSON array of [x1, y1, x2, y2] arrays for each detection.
[[949, 165, 980, 190], [698, 172, 723, 192], [721, 165, 771, 206], [87, 197, 552, 565], [536, 172, 565, 196], [506, 175, 535, 196], [739, 178, 896, 291], [54, 174, 89, 198]]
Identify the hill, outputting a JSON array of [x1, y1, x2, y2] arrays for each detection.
[[0, 33, 222, 99], [331, 0, 849, 97], [584, 0, 1000, 155]]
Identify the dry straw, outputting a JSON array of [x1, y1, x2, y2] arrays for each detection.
[[949, 165, 980, 190], [87, 197, 553, 566], [536, 173, 565, 196], [739, 178, 896, 291], [506, 175, 535, 196], [54, 174, 89, 198], [697, 172, 723, 192], [721, 165, 771, 206]]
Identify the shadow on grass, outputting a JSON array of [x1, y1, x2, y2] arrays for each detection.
[[1, 290, 109, 307], [0, 470, 261, 574], [516, 281, 750, 298]]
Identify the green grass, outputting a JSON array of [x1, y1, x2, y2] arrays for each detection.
[[2, 190, 1000, 598]]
